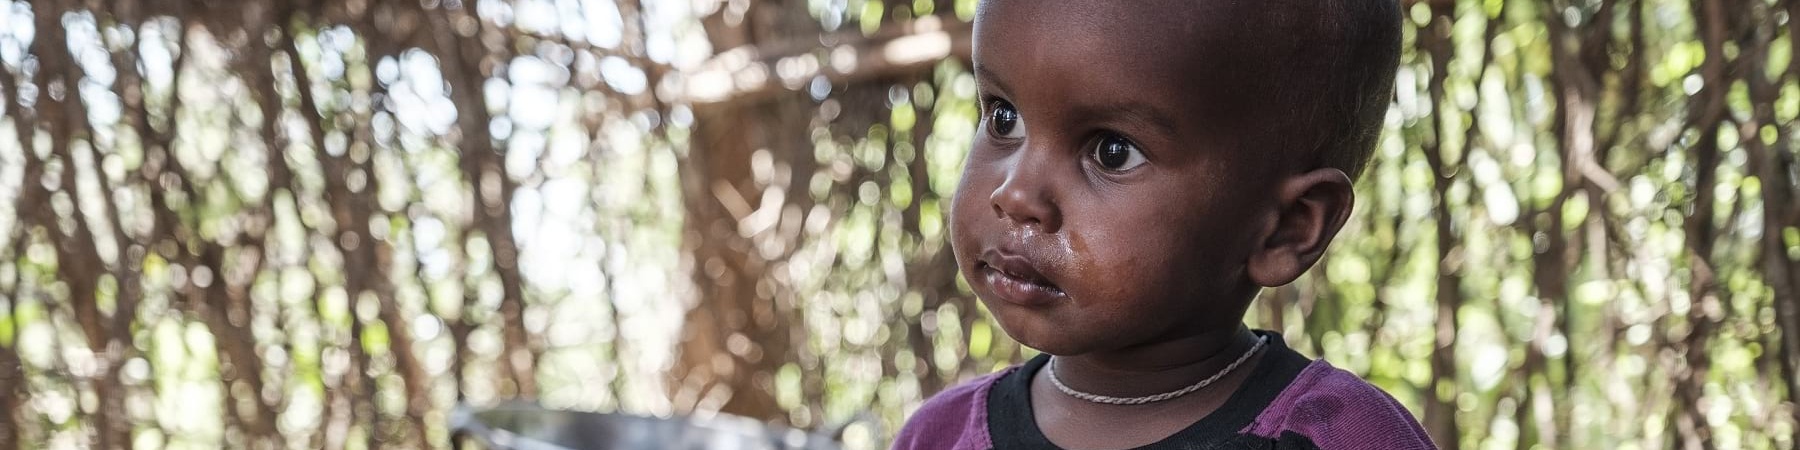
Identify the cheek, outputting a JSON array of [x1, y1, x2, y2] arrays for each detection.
[[1069, 227, 1187, 298], [947, 153, 998, 254], [1062, 198, 1253, 305]]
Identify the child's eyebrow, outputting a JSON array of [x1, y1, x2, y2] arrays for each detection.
[[1074, 103, 1179, 140], [973, 65, 1014, 97]]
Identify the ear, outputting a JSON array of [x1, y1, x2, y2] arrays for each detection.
[[1247, 168, 1355, 287]]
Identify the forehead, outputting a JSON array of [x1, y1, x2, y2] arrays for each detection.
[[972, 0, 1290, 137]]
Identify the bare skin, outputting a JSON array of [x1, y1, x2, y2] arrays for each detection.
[[950, 1, 1359, 448]]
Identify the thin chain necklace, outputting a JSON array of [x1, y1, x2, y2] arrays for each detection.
[[1047, 335, 1268, 406]]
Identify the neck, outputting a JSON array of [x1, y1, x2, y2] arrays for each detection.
[[1048, 325, 1260, 399]]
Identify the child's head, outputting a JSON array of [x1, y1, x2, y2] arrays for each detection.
[[949, 0, 1401, 356]]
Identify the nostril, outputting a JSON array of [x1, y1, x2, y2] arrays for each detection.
[[989, 173, 1057, 230], [992, 191, 1037, 225]]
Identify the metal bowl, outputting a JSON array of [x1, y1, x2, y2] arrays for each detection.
[[451, 403, 845, 450]]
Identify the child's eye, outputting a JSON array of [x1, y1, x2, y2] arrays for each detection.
[[1091, 133, 1147, 171], [986, 100, 1025, 139]]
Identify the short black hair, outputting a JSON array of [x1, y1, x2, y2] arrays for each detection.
[[1264, 0, 1403, 179]]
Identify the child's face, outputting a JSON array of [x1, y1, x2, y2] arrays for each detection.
[[950, 0, 1287, 356]]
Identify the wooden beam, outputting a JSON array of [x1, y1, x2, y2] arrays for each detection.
[[676, 15, 972, 108]]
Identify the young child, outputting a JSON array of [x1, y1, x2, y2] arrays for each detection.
[[893, 1, 1433, 449]]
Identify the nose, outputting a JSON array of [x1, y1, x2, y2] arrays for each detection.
[[989, 150, 1062, 232]]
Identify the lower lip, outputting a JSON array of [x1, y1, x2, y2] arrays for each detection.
[[981, 265, 1067, 307]]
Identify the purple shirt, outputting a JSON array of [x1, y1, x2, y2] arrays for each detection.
[[892, 332, 1437, 450]]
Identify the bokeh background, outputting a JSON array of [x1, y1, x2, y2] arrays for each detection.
[[0, 0, 1793, 448]]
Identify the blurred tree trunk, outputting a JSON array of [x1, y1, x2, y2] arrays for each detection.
[[1745, 0, 1800, 443], [674, 0, 818, 420], [1669, 0, 1733, 448], [19, 0, 140, 447], [271, 14, 359, 448], [671, 0, 972, 422], [0, 16, 39, 450], [894, 0, 978, 389], [1539, 0, 1632, 446], [1417, 1, 1463, 447], [423, 0, 541, 400], [899, 95, 963, 397], [0, 355, 17, 449]]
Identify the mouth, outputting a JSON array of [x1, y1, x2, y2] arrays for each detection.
[[977, 249, 1068, 307]]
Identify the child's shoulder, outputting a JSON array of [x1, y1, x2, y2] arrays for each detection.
[[889, 368, 1014, 450], [1245, 359, 1438, 450]]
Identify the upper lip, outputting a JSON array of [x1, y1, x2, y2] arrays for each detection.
[[980, 248, 1060, 290]]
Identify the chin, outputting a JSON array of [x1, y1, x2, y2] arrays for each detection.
[[1010, 334, 1091, 358], [979, 298, 1088, 357]]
